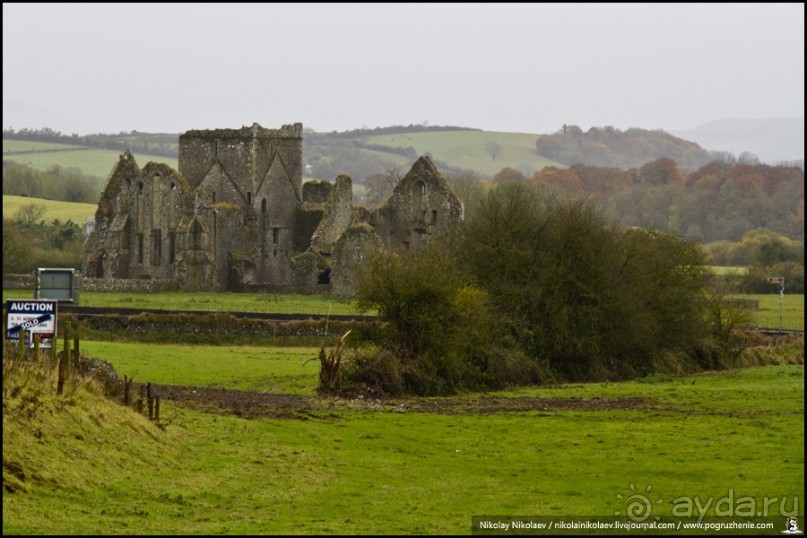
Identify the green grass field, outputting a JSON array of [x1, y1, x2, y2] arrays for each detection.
[[751, 294, 805, 331], [707, 265, 748, 275], [11, 290, 363, 316], [3, 194, 97, 224], [363, 130, 561, 177], [3, 139, 87, 152], [79, 341, 322, 394], [3, 139, 177, 178], [3, 355, 803, 534]]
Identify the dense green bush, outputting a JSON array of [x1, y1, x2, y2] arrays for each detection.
[[3, 215, 83, 274], [350, 241, 541, 395], [349, 182, 734, 395]]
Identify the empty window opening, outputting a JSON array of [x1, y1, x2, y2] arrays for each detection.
[[432, 210, 438, 223], [413, 180, 426, 211], [318, 268, 331, 285], [261, 198, 267, 214], [168, 232, 176, 263], [138, 182, 144, 195], [272, 228, 279, 244], [151, 229, 162, 266], [137, 234, 144, 264], [247, 192, 252, 205], [191, 219, 204, 250]]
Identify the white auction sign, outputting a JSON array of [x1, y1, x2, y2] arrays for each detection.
[[5, 299, 58, 348]]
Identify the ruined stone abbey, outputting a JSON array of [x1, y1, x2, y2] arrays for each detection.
[[82, 123, 462, 295]]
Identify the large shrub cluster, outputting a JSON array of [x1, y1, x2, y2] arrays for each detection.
[[347, 183, 727, 395]]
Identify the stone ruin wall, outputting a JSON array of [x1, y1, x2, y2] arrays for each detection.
[[82, 123, 462, 295]]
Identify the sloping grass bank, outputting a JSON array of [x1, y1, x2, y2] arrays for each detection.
[[3, 351, 803, 534]]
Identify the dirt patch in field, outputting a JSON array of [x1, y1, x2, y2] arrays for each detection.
[[149, 383, 654, 419]]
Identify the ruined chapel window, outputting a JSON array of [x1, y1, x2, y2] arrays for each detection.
[[261, 198, 267, 214], [191, 220, 204, 250], [432, 210, 438, 223], [247, 192, 252, 205], [168, 232, 176, 263], [413, 180, 426, 212], [152, 229, 162, 266], [137, 234, 144, 264], [272, 228, 279, 244], [138, 182, 144, 195]]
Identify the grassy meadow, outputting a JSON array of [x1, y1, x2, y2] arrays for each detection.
[[752, 294, 805, 331], [78, 341, 322, 394], [3, 139, 177, 178], [3, 194, 97, 224], [3, 350, 803, 534]]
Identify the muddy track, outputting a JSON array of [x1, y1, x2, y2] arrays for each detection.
[[148, 383, 655, 419]]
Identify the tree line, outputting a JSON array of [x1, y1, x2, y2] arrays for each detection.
[[2, 160, 103, 204], [534, 124, 748, 169], [491, 158, 804, 244], [3, 127, 179, 158]]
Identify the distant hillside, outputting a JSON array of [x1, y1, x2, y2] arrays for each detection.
[[5, 120, 803, 188], [534, 125, 718, 170], [670, 117, 804, 164]]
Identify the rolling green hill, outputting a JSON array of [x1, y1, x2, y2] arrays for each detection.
[[4, 129, 555, 184], [3, 139, 177, 178], [361, 130, 561, 177]]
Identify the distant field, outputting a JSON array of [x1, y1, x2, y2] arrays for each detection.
[[3, 139, 177, 178], [3, 195, 97, 224], [752, 293, 805, 331], [708, 265, 747, 275], [363, 130, 561, 177], [2, 140, 86, 152]]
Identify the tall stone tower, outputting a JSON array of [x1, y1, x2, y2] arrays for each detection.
[[177, 123, 304, 289]]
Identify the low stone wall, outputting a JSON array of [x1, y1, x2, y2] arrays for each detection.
[[79, 278, 178, 293], [3, 274, 34, 289], [3, 274, 176, 294]]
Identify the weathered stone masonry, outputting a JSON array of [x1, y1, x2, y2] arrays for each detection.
[[82, 123, 462, 295]]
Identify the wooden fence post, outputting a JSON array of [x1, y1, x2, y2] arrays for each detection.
[[18, 329, 25, 360], [124, 376, 131, 406], [33, 333, 40, 363], [63, 322, 71, 379], [57, 352, 65, 395], [73, 332, 80, 372], [155, 396, 160, 422]]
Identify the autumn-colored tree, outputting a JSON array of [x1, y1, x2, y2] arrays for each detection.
[[492, 167, 526, 184], [637, 157, 683, 185]]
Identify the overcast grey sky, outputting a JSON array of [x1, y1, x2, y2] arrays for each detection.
[[3, 3, 804, 135]]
